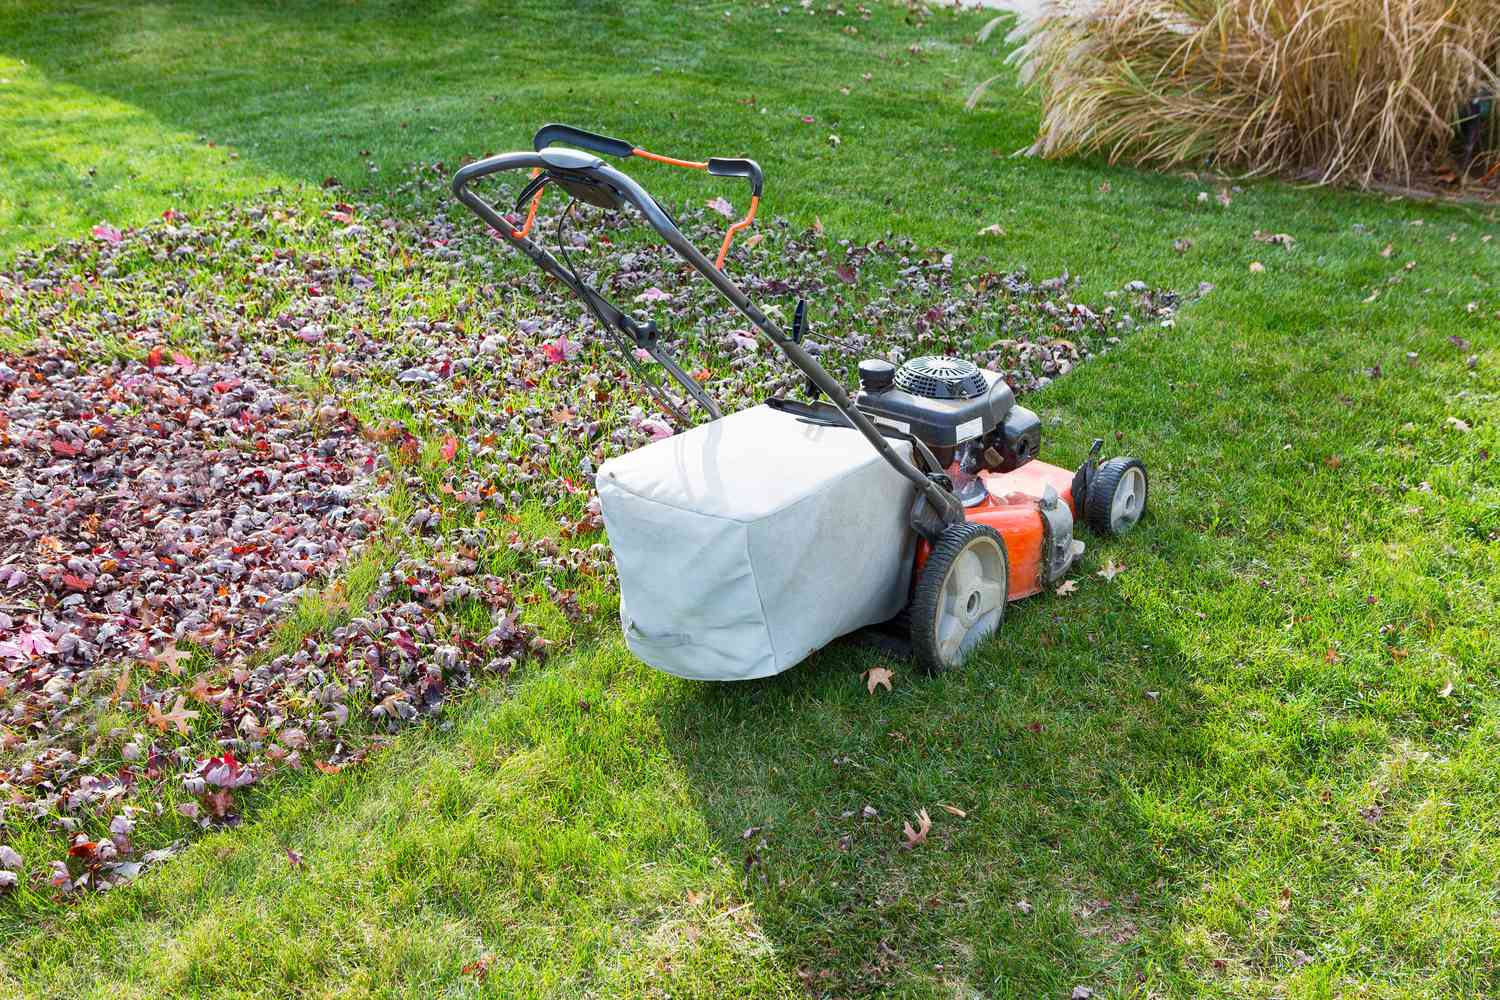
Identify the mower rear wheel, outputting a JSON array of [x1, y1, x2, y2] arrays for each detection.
[[910, 523, 1009, 675], [1085, 457, 1148, 537]]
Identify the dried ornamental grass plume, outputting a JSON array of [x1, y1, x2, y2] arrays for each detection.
[[990, 0, 1500, 187]]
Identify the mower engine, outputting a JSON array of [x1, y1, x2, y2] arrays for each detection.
[[854, 356, 1041, 487], [855, 354, 1083, 600]]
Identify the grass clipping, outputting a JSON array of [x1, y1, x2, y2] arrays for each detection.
[[997, 0, 1500, 187]]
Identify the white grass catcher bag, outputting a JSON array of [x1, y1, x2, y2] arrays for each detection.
[[596, 404, 918, 680]]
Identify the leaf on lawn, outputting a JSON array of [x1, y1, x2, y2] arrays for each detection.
[[1096, 560, 1124, 581], [112, 664, 132, 703], [742, 232, 764, 250], [1380, 242, 1395, 258], [1438, 680, 1454, 698], [543, 337, 581, 364], [862, 666, 894, 694], [634, 286, 671, 303], [1249, 261, 1265, 273], [1055, 579, 1078, 597], [147, 696, 199, 736], [1253, 230, 1296, 247], [1016, 898, 1033, 914], [901, 808, 931, 849], [939, 803, 966, 818], [978, 224, 1006, 237], [812, 216, 825, 237], [440, 435, 458, 461], [706, 197, 736, 219], [146, 644, 193, 675], [834, 262, 857, 284], [1445, 416, 1471, 432], [463, 955, 494, 981]]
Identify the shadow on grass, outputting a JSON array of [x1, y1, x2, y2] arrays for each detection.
[[654, 538, 1211, 997]]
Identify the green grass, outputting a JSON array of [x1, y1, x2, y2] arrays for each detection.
[[2, 1, 1499, 997]]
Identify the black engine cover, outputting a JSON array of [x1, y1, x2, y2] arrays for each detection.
[[855, 360, 1014, 449]]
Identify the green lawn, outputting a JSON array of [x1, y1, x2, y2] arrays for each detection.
[[3, 1, 1499, 998]]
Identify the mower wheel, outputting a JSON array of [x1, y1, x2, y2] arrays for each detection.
[[1085, 457, 1148, 537], [910, 522, 1009, 675]]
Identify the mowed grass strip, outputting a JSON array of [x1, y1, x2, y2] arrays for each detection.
[[2, 1, 1499, 997]]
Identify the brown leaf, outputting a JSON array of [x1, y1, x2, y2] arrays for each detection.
[[862, 666, 894, 694], [1438, 680, 1454, 698], [901, 808, 931, 849], [1096, 560, 1124, 581], [1055, 579, 1078, 597], [146, 644, 193, 676], [112, 664, 132, 704], [939, 803, 966, 818], [147, 696, 199, 736]]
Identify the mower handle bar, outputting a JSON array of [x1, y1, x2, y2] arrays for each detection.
[[450, 147, 964, 527], [532, 123, 764, 198]]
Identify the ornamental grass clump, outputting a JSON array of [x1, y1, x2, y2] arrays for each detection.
[[994, 0, 1500, 187]]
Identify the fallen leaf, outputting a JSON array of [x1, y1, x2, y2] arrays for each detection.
[[462, 955, 494, 981], [1252, 230, 1296, 247], [112, 664, 131, 703], [901, 808, 931, 849], [1097, 560, 1124, 581], [440, 435, 458, 461], [862, 666, 894, 694], [1055, 579, 1078, 597], [543, 337, 581, 364], [978, 224, 1006, 237], [706, 197, 735, 219], [147, 644, 193, 675], [1445, 417, 1471, 432], [1072, 988, 1095, 1000], [147, 696, 199, 736], [1249, 261, 1265, 273], [1438, 680, 1454, 698], [1016, 898, 1034, 914], [939, 804, 966, 818]]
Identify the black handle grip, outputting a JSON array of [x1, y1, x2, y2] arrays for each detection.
[[707, 157, 764, 198], [533, 123, 634, 159]]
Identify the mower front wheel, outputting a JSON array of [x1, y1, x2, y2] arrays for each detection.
[[1085, 457, 1149, 537], [910, 522, 1009, 675]]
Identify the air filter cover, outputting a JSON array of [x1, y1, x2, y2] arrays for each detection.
[[894, 356, 988, 400]]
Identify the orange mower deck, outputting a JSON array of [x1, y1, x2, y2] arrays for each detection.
[[914, 460, 1078, 601]]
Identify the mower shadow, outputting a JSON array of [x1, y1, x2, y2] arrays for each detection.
[[655, 569, 1207, 998]]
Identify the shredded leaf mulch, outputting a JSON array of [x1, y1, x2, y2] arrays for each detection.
[[0, 164, 1176, 902]]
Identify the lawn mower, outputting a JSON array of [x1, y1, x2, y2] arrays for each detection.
[[452, 124, 1148, 680]]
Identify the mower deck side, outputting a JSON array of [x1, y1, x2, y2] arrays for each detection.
[[916, 460, 1078, 601]]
